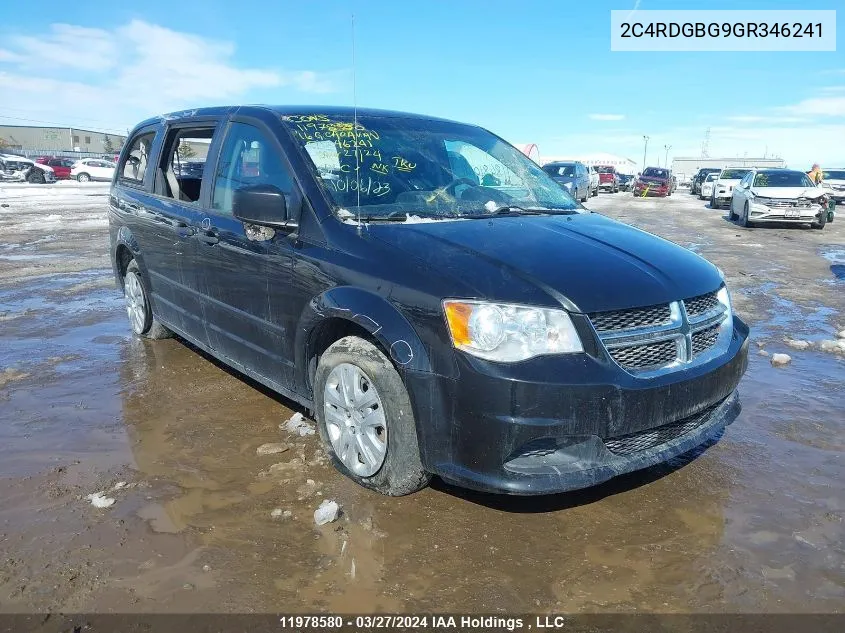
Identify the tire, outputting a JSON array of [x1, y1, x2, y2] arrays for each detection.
[[728, 201, 737, 221], [711, 194, 717, 209], [124, 260, 172, 339], [28, 171, 45, 184], [77, 173, 91, 182], [812, 212, 827, 230], [739, 202, 753, 228], [314, 336, 431, 496]]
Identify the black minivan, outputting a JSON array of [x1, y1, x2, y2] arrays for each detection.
[[109, 106, 749, 496]]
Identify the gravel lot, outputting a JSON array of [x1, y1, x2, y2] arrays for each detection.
[[0, 182, 843, 613]]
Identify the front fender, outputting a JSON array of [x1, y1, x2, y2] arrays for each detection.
[[295, 286, 437, 388]]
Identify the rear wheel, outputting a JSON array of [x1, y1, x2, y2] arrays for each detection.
[[314, 336, 430, 496], [124, 260, 172, 339], [77, 173, 90, 182]]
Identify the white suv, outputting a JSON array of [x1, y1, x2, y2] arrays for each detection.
[[711, 168, 752, 209]]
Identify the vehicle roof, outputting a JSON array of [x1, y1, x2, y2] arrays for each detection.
[[131, 105, 472, 132], [544, 160, 579, 166], [0, 153, 33, 162], [752, 168, 806, 175]]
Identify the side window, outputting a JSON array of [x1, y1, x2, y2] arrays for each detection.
[[211, 122, 293, 216], [120, 132, 155, 185], [155, 126, 216, 203]]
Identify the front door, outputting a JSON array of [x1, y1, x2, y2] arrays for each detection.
[[197, 118, 299, 386]]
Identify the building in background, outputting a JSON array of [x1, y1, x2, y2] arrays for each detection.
[[0, 125, 127, 155], [540, 152, 639, 175], [671, 156, 787, 184]]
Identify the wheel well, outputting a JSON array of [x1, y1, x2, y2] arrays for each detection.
[[115, 244, 133, 288], [306, 318, 388, 394]]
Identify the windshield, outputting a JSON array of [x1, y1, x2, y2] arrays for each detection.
[[595, 166, 615, 174], [753, 171, 813, 188], [282, 114, 581, 219], [543, 164, 576, 178], [720, 169, 750, 179], [705, 173, 718, 182], [823, 169, 845, 180], [641, 167, 668, 179]]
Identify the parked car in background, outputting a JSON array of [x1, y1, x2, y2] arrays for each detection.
[[730, 168, 829, 229], [711, 168, 752, 209], [36, 156, 76, 180], [700, 172, 719, 200], [821, 167, 845, 206], [110, 105, 748, 497], [691, 168, 721, 196], [0, 154, 56, 183], [633, 167, 672, 197], [71, 158, 117, 182], [595, 165, 619, 193], [542, 161, 591, 202], [617, 173, 634, 191], [587, 165, 600, 196]]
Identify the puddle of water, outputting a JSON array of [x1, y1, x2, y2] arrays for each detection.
[[822, 248, 845, 281]]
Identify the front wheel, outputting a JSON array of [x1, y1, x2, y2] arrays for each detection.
[[314, 336, 430, 496], [812, 212, 827, 230], [28, 171, 45, 184], [739, 202, 753, 228], [124, 260, 172, 339], [77, 173, 90, 182]]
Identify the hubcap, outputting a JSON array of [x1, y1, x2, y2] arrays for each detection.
[[323, 363, 387, 477], [124, 272, 147, 334]]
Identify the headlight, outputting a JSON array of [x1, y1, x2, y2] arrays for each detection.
[[443, 300, 583, 362], [717, 285, 733, 325], [562, 181, 573, 189]]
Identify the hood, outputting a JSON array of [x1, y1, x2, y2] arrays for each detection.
[[35, 163, 54, 173], [368, 213, 721, 313], [716, 178, 742, 186], [751, 186, 824, 199], [551, 175, 578, 186], [823, 178, 845, 188]]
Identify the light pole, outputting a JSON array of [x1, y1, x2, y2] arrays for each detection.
[[664, 144, 672, 168], [642, 135, 649, 171]]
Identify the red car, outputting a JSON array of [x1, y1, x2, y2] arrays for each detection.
[[36, 156, 76, 180], [595, 165, 619, 192], [633, 166, 672, 197]]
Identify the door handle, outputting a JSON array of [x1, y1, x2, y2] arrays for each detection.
[[196, 230, 219, 245]]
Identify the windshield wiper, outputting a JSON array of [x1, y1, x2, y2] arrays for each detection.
[[461, 205, 578, 218]]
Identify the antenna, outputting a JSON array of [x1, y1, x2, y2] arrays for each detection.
[[351, 13, 362, 232]]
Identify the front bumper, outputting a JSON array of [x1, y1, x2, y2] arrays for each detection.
[[748, 202, 825, 223], [405, 317, 749, 495], [634, 187, 668, 197]]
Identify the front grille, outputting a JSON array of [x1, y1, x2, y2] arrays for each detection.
[[692, 324, 721, 356], [608, 339, 678, 369], [589, 304, 671, 332], [683, 291, 719, 318], [764, 199, 814, 209], [604, 403, 720, 456]]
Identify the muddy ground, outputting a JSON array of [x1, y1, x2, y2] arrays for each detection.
[[0, 182, 843, 614]]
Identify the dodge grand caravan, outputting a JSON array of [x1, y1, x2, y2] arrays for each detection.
[[109, 106, 749, 496]]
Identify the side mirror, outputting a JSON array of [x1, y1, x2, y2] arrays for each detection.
[[233, 184, 298, 229]]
